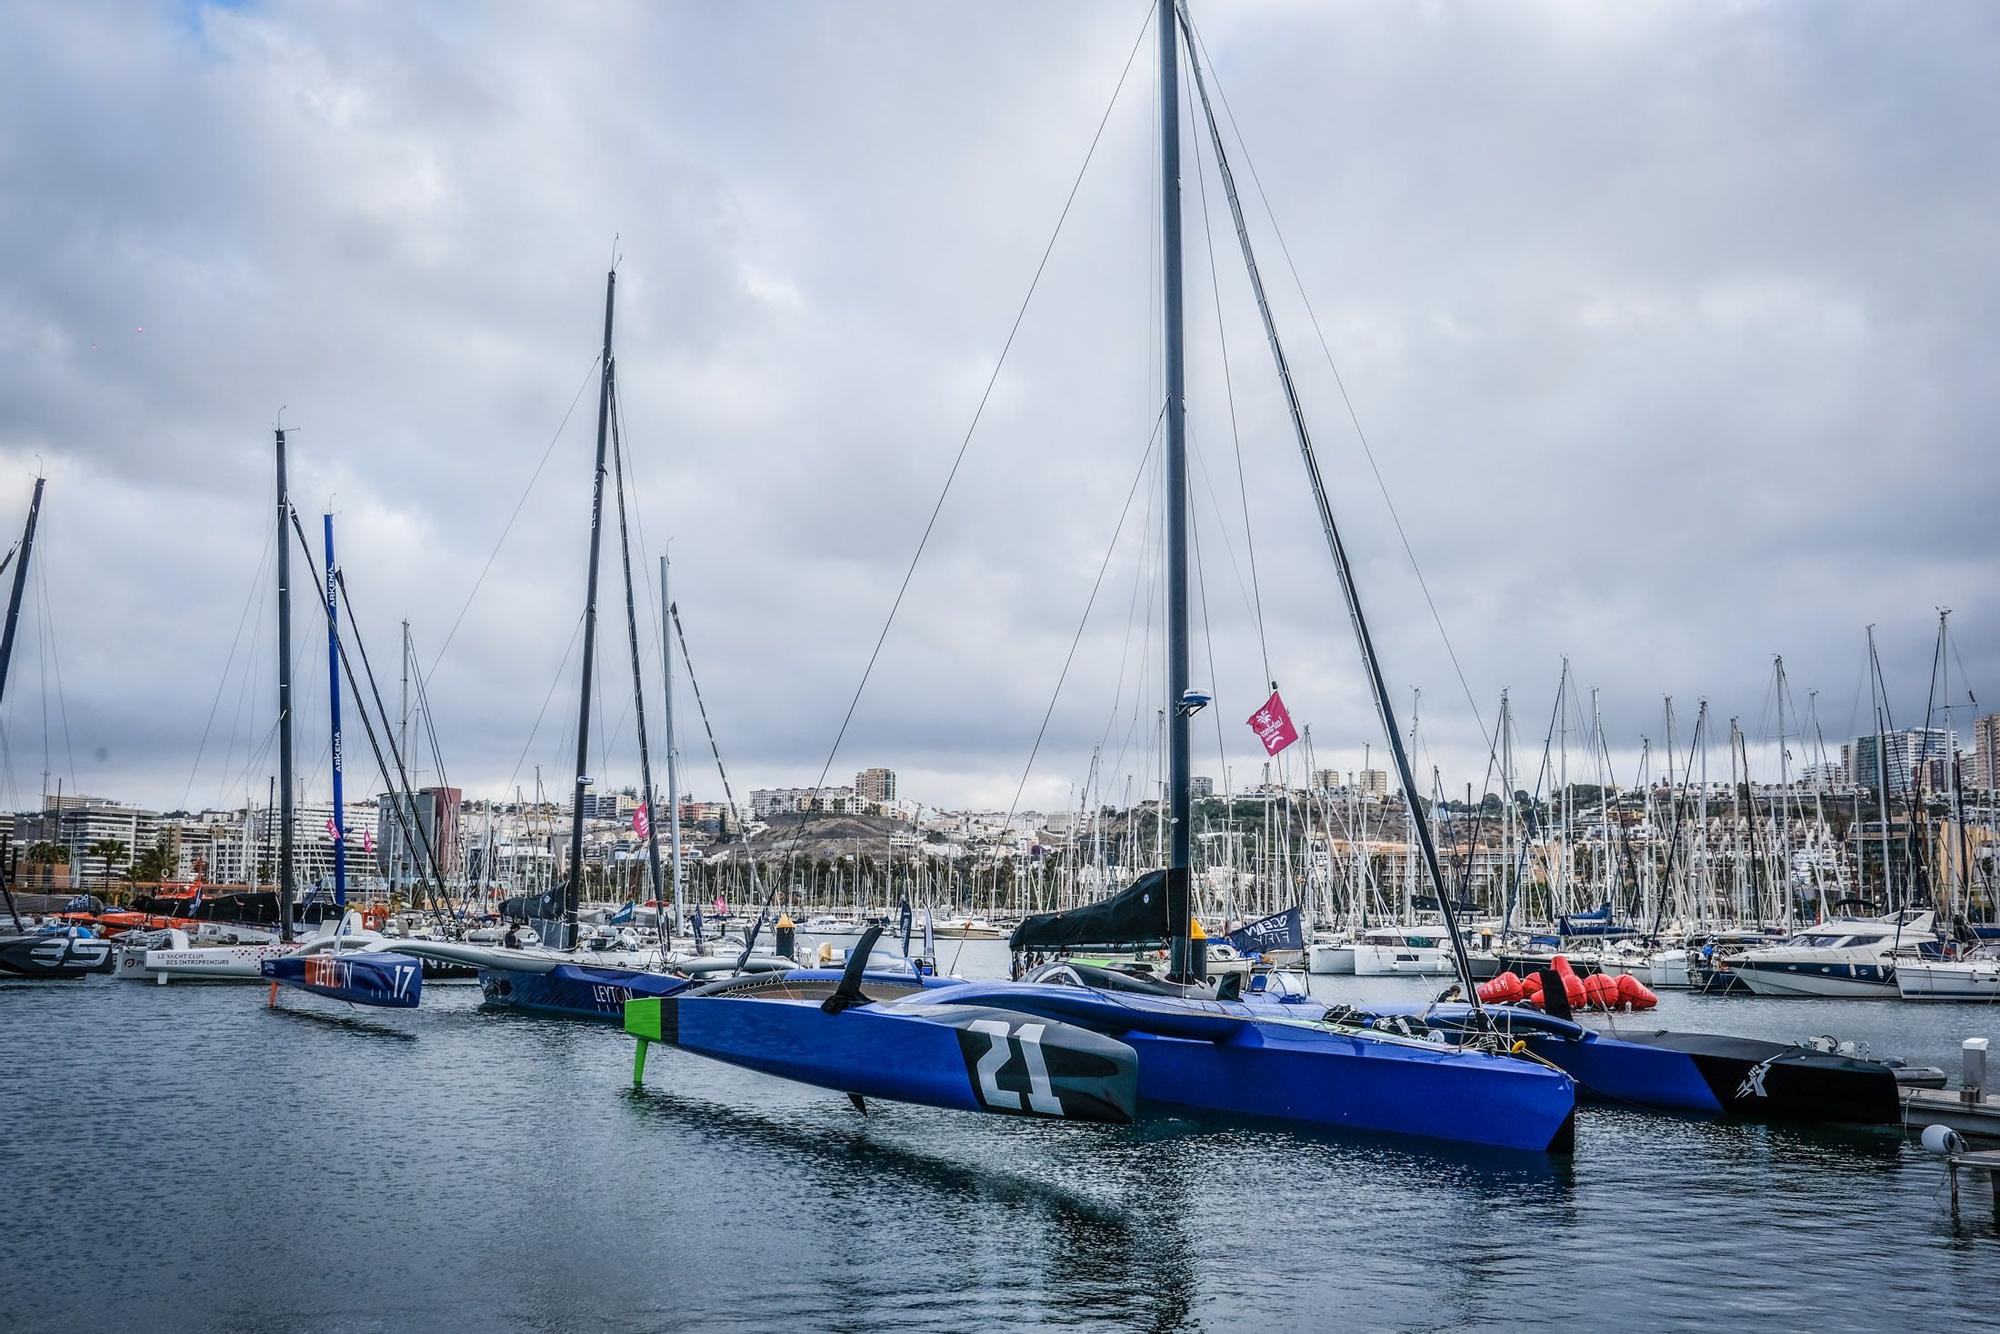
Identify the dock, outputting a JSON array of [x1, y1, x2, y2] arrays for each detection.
[[1902, 1087, 2000, 1140], [1928, 1143, 2000, 1226]]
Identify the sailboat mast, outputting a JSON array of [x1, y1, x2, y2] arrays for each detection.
[[275, 429, 296, 943], [323, 514, 347, 909], [1867, 625, 1896, 911], [566, 269, 618, 942], [0, 477, 44, 711], [662, 553, 684, 942], [399, 618, 411, 892], [1159, 0, 1194, 971]]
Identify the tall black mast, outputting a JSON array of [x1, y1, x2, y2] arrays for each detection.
[[275, 429, 296, 943], [1159, 0, 1195, 974], [0, 477, 45, 711], [565, 270, 618, 944]]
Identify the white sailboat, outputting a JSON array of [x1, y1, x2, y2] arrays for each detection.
[[1895, 940, 2000, 1001]]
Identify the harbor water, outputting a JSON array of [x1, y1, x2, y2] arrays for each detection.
[[3, 949, 1996, 1332]]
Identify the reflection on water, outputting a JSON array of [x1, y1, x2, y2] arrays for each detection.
[[0, 966, 1993, 1332]]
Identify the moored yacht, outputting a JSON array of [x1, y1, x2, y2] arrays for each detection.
[[1351, 926, 1454, 977], [1895, 939, 2000, 1001], [1731, 910, 1939, 999]]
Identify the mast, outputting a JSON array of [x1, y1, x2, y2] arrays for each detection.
[[0, 477, 45, 711], [322, 514, 348, 909], [1774, 655, 1792, 930], [1159, 0, 1194, 974], [399, 618, 411, 893], [662, 553, 684, 943], [275, 430, 296, 943], [564, 269, 618, 945], [1177, 2, 1483, 1015], [1867, 625, 1896, 911]]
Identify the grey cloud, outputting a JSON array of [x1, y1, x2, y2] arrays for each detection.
[[0, 0, 1992, 819]]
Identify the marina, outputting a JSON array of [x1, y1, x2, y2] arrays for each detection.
[[1, 0, 1997, 1328]]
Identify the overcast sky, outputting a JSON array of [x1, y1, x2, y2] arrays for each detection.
[[0, 0, 1994, 818]]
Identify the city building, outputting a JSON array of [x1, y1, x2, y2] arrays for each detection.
[[1190, 776, 1214, 800], [376, 787, 462, 886], [1969, 713, 2000, 794], [748, 784, 913, 822], [750, 787, 814, 817], [13, 795, 160, 882], [855, 768, 896, 802], [1848, 728, 1954, 795], [1357, 770, 1389, 799]]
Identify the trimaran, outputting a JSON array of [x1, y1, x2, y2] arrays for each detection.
[[624, 0, 1579, 1154]]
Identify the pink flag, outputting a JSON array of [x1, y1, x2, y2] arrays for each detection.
[[325, 818, 339, 841], [633, 805, 651, 840], [1246, 690, 1299, 757], [363, 830, 375, 855], [714, 896, 727, 916]]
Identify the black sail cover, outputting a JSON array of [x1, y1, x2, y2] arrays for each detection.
[[1008, 868, 1189, 952]]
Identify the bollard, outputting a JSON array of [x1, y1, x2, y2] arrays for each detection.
[[1963, 1037, 1989, 1106], [774, 914, 795, 961]]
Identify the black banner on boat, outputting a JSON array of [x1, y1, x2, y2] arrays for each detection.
[[1008, 869, 1185, 951], [1226, 907, 1303, 954]]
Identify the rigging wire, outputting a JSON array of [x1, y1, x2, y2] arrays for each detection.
[[1185, 14, 1493, 754], [504, 614, 587, 801], [724, 5, 1159, 941], [182, 517, 277, 811], [982, 407, 1165, 891], [1185, 55, 1270, 687], [425, 352, 602, 683], [36, 546, 76, 799], [802, 4, 1154, 813]]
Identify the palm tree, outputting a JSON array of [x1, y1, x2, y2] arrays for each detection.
[[86, 839, 127, 890], [25, 841, 66, 889]]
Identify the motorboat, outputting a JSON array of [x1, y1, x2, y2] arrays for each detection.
[[1731, 911, 1939, 999], [796, 915, 869, 940], [1352, 926, 1455, 977], [932, 915, 1006, 940]]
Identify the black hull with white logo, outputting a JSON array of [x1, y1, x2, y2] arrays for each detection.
[[0, 933, 116, 979]]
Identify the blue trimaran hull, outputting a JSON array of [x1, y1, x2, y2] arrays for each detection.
[[479, 964, 696, 1021], [262, 950, 424, 1008], [629, 977, 1575, 1152], [477, 963, 947, 1021]]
